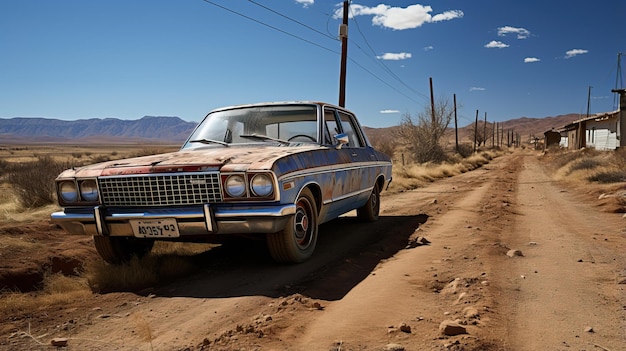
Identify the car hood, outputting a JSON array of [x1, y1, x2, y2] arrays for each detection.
[[59, 144, 323, 178]]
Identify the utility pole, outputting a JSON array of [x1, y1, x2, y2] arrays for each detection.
[[338, 1, 349, 107], [614, 53, 623, 110], [454, 94, 458, 153], [483, 112, 487, 147], [492, 121, 495, 147], [586, 85, 592, 118], [429, 77, 436, 124], [473, 109, 479, 153]]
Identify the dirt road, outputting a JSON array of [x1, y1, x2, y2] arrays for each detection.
[[2, 151, 625, 350]]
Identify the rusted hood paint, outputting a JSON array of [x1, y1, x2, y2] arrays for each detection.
[[58, 145, 324, 178]]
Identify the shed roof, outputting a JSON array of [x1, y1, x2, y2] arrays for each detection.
[[562, 110, 619, 131]]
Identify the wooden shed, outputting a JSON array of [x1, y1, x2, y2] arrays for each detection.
[[561, 110, 619, 150]]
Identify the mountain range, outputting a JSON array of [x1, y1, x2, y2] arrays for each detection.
[[0, 114, 582, 144], [0, 116, 197, 144]]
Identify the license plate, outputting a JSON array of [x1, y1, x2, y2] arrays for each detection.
[[130, 218, 180, 238]]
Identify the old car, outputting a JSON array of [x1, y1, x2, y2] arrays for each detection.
[[51, 101, 393, 263]]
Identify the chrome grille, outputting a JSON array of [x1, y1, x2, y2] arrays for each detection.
[[99, 173, 222, 206]]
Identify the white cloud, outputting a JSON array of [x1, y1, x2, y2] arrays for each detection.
[[524, 57, 540, 63], [485, 40, 509, 49], [469, 87, 485, 92], [335, 4, 463, 30], [295, 0, 313, 8], [376, 52, 412, 60], [424, 46, 434, 51], [498, 26, 531, 39], [380, 109, 400, 114], [565, 49, 588, 59], [431, 10, 464, 23]]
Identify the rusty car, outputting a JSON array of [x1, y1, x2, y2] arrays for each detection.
[[51, 101, 393, 263]]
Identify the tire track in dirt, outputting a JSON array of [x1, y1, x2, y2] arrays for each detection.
[[494, 153, 626, 350]]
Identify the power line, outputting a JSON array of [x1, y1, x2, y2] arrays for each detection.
[[247, 0, 337, 41], [348, 8, 430, 102], [199, 0, 424, 107], [200, 0, 338, 55], [348, 57, 424, 105]]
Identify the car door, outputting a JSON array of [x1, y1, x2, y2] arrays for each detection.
[[322, 107, 374, 218]]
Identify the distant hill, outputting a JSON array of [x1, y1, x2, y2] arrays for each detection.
[[0, 116, 197, 144], [0, 113, 582, 145], [495, 113, 580, 138], [364, 113, 582, 145]]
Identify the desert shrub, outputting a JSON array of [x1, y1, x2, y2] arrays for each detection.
[[370, 134, 397, 159], [456, 143, 474, 158], [0, 159, 11, 176], [568, 158, 602, 173], [90, 155, 111, 163], [6, 156, 73, 208], [588, 170, 626, 183], [397, 98, 453, 164], [613, 148, 626, 168], [130, 148, 171, 158]]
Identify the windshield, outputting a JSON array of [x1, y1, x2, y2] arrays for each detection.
[[182, 104, 319, 149]]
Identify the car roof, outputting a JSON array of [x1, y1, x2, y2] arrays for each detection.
[[207, 101, 353, 114]]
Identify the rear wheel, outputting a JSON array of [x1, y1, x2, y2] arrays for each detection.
[[357, 182, 380, 222], [266, 188, 318, 263], [93, 236, 154, 264]]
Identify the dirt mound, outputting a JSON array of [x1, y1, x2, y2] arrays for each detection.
[[0, 222, 97, 292]]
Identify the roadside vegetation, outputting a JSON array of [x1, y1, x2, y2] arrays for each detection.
[[547, 147, 626, 184]]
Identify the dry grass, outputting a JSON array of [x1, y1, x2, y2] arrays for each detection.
[[389, 149, 502, 192], [0, 144, 179, 211], [86, 242, 215, 293], [549, 148, 626, 184], [0, 144, 178, 165], [0, 274, 92, 315]]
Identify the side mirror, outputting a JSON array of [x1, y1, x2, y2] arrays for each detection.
[[334, 133, 349, 149]]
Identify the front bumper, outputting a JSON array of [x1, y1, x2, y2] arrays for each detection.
[[51, 204, 296, 237]]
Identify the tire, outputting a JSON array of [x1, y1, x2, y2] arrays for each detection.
[[93, 236, 154, 264], [266, 188, 318, 263], [357, 182, 380, 222]]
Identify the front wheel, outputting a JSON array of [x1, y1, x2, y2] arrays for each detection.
[[93, 236, 154, 264], [266, 188, 318, 263], [357, 182, 380, 222]]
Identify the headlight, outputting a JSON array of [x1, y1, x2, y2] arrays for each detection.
[[59, 181, 79, 203], [79, 179, 99, 202], [225, 174, 246, 197], [250, 174, 273, 197]]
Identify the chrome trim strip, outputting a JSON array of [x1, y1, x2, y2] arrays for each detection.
[[98, 171, 219, 179], [278, 161, 390, 182], [52, 204, 296, 223], [51, 211, 94, 222], [203, 204, 213, 232], [321, 187, 372, 205], [213, 204, 296, 218], [94, 206, 105, 235]]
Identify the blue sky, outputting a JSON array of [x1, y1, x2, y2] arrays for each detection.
[[1, 0, 624, 128]]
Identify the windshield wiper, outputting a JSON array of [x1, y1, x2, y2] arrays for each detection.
[[240, 134, 290, 145], [189, 138, 229, 146]]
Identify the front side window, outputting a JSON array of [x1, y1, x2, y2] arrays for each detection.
[[323, 108, 340, 145]]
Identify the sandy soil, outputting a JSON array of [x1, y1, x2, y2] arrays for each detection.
[[1, 151, 625, 351]]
